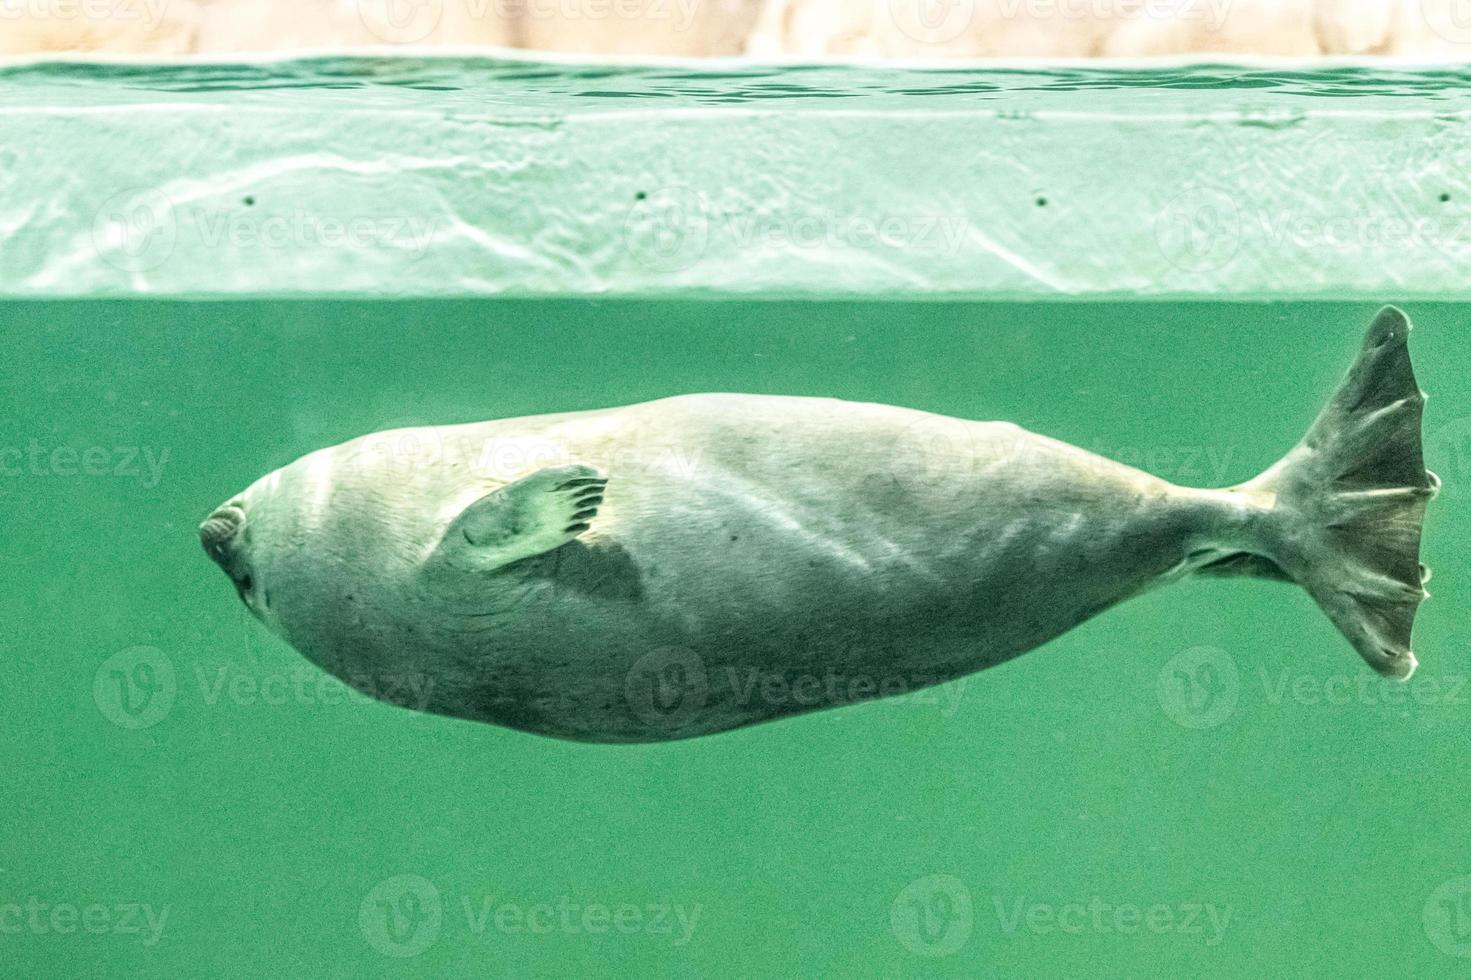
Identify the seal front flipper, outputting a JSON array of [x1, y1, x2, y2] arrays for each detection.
[[428, 464, 607, 573]]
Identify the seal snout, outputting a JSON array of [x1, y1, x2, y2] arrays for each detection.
[[199, 503, 246, 566]]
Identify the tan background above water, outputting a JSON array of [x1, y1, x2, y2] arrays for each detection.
[[4, 0, 1471, 59]]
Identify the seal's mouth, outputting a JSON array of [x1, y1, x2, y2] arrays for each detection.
[[199, 503, 246, 566]]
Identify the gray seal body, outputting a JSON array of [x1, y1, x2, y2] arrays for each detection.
[[201, 309, 1436, 743]]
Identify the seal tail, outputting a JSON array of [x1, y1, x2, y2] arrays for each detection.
[[1209, 307, 1439, 679]]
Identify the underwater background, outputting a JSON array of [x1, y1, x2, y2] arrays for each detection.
[[2, 299, 1466, 977]]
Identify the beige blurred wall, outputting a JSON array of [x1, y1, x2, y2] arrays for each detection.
[[1102, 0, 1320, 57], [747, 0, 1110, 58], [748, 0, 1471, 59], [193, 0, 754, 55], [1, 0, 1469, 59], [0, 1, 199, 54], [1360, 0, 1471, 59], [746, 0, 1345, 59], [193, 0, 514, 52], [512, 0, 763, 56]]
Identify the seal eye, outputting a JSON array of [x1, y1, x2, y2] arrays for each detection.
[[238, 574, 254, 594]]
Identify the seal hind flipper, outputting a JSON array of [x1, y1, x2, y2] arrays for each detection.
[[1235, 306, 1437, 680], [429, 464, 608, 572]]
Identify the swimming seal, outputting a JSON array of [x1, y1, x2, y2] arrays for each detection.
[[201, 307, 1437, 743]]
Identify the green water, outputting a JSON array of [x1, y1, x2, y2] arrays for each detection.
[[3, 299, 1467, 977]]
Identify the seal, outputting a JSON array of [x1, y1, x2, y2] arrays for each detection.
[[201, 307, 1437, 743]]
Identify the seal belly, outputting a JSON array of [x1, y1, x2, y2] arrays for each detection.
[[440, 399, 1212, 742]]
